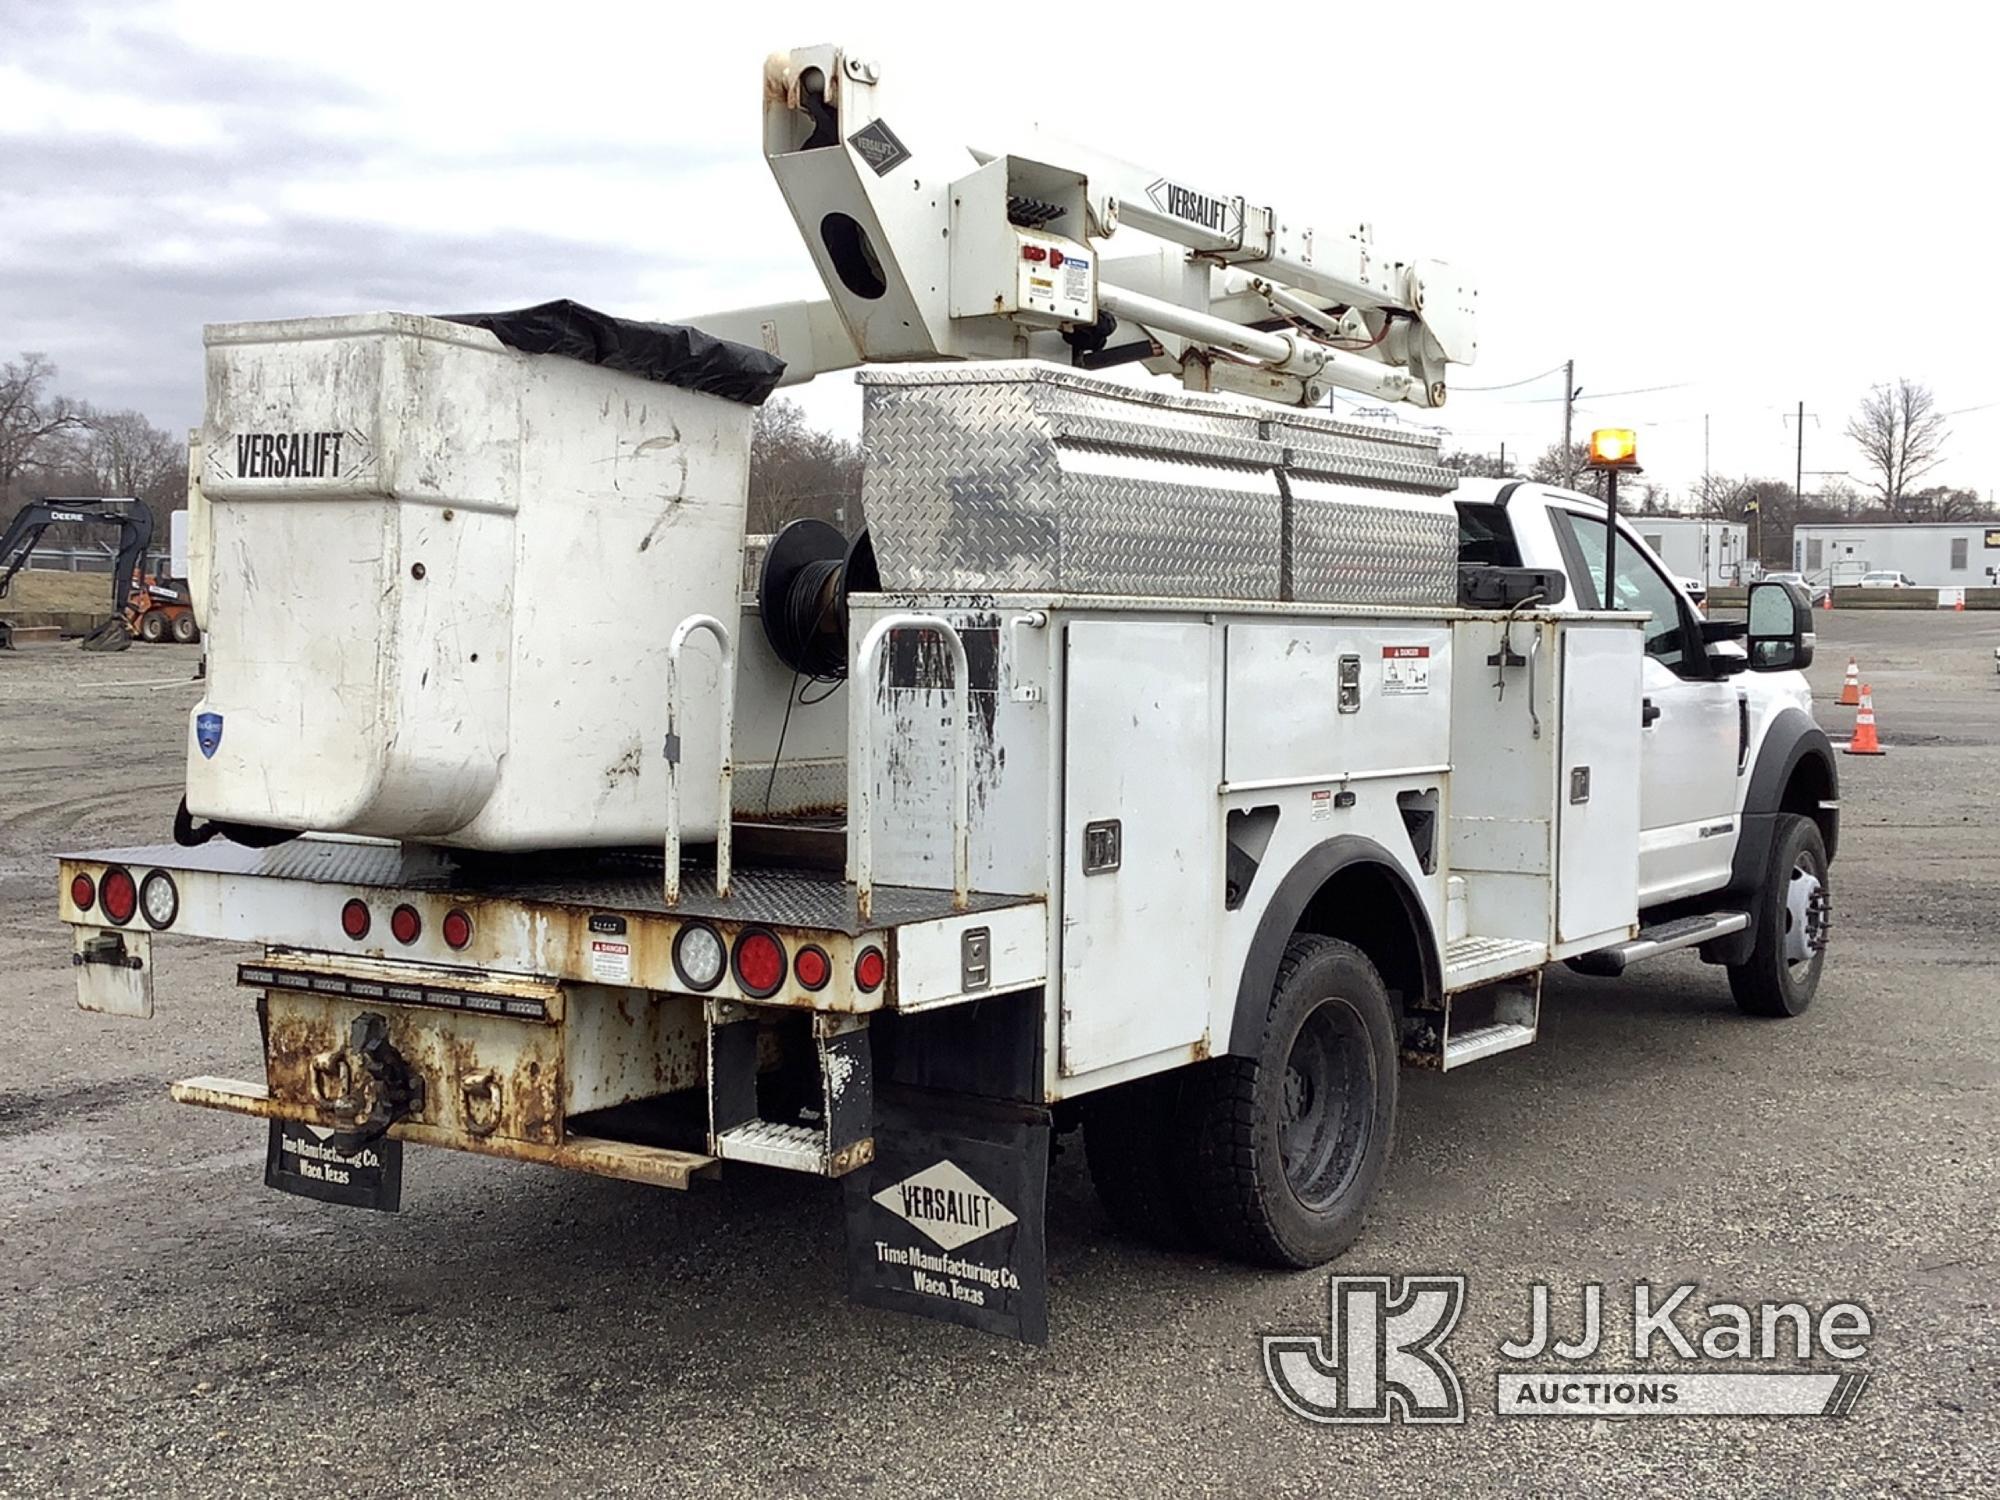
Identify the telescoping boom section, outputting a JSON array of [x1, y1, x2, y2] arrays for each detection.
[[682, 45, 1477, 411]]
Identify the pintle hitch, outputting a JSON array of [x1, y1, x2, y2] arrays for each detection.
[[314, 1013, 427, 1139]]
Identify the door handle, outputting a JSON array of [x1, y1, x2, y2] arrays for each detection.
[[1642, 697, 1661, 727]]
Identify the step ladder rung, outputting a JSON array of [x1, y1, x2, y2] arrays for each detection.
[[1442, 1020, 1537, 1069], [1443, 934, 1548, 991]]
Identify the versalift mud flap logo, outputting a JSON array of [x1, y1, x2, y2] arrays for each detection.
[[872, 1158, 1018, 1252], [1264, 1276, 1468, 1424], [195, 712, 224, 759]]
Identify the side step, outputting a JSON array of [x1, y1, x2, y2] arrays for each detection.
[[1567, 911, 1749, 977]]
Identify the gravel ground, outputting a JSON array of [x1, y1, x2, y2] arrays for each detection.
[[1, 614, 1995, 1497]]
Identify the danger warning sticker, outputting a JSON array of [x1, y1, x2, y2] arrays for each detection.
[[587, 915, 632, 983], [1381, 645, 1432, 695]]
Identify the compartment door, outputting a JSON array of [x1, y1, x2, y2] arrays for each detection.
[[1556, 625, 1643, 943], [1058, 620, 1217, 1076]]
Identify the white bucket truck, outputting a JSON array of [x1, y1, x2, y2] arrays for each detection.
[[55, 47, 1835, 1342]]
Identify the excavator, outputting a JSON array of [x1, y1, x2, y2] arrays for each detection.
[[0, 496, 196, 651]]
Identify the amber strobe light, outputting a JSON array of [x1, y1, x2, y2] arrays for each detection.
[[1587, 428, 1640, 469]]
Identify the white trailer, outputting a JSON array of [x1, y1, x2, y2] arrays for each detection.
[[1793, 521, 2000, 588], [1636, 516, 1749, 590], [54, 44, 1839, 1343]]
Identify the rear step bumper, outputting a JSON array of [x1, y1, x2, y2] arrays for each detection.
[[1567, 911, 1749, 977], [170, 1076, 718, 1189]]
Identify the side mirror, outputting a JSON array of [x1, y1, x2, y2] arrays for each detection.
[[1746, 580, 1815, 672]]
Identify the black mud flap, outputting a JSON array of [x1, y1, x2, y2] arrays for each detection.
[[265, 1121, 404, 1213], [844, 1087, 1050, 1344]]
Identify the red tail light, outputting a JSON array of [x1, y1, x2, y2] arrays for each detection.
[[100, 867, 138, 925], [341, 899, 371, 940], [390, 904, 421, 945], [732, 929, 787, 997], [854, 945, 886, 993], [70, 872, 97, 912], [794, 944, 831, 991], [442, 909, 473, 950]]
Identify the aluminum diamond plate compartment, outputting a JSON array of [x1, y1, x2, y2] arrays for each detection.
[[858, 363, 1456, 604]]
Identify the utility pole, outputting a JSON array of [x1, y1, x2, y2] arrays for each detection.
[[1498, 440, 1506, 474], [1561, 359, 1576, 487], [1794, 399, 1804, 517], [1703, 413, 1710, 506], [1780, 402, 1820, 571]]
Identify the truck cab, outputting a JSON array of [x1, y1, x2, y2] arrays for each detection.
[[1454, 476, 1837, 943]]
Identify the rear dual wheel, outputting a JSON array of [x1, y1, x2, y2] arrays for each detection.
[[1083, 936, 1398, 1268]]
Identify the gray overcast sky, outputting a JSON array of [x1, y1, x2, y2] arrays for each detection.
[[3, 0, 1993, 502]]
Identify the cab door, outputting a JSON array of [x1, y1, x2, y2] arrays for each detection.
[[1549, 507, 1740, 906]]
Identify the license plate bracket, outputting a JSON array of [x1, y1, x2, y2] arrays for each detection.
[[265, 1120, 404, 1212]]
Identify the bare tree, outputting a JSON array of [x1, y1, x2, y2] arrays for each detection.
[[746, 398, 863, 536], [1530, 440, 1601, 497], [1902, 484, 1992, 523], [1845, 379, 1948, 515], [0, 353, 87, 500], [1442, 448, 1514, 479]]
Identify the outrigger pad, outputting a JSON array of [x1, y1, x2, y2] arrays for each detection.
[[844, 1087, 1050, 1344], [79, 618, 132, 652]]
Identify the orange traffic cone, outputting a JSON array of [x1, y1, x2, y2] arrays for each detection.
[[1844, 685, 1885, 756], [1955, 591, 1966, 612], [1837, 658, 1861, 706]]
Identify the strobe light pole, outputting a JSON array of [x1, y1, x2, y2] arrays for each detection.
[[1586, 428, 1641, 608]]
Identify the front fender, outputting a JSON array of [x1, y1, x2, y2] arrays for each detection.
[[1729, 705, 1839, 897]]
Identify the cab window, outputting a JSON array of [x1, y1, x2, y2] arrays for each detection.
[[1551, 509, 1689, 671]]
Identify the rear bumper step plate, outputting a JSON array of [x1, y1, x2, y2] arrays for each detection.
[[170, 1076, 717, 1190]]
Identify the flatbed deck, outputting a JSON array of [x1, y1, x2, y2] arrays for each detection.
[[65, 837, 1032, 935]]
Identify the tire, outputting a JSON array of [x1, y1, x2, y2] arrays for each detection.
[[170, 612, 199, 644], [1186, 936, 1399, 1268], [1081, 1070, 1205, 1250], [1728, 813, 1831, 1018], [138, 611, 167, 643]]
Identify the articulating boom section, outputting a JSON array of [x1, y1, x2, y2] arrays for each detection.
[[689, 45, 1477, 410]]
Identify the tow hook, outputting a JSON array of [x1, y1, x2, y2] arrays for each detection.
[[316, 1012, 427, 1139], [459, 1070, 503, 1137]]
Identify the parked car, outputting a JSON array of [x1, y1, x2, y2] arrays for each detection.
[[1765, 570, 1832, 605], [1859, 571, 1917, 589]]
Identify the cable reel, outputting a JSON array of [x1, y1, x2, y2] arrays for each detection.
[[755, 517, 879, 680]]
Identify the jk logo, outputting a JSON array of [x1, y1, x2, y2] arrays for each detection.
[[1263, 1275, 1467, 1424]]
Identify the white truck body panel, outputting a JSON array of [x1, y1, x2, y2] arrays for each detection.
[[188, 312, 754, 850]]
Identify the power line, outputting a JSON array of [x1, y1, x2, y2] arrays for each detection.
[[1453, 363, 1566, 393], [1509, 380, 1694, 405]]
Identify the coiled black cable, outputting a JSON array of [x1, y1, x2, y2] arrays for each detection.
[[767, 556, 847, 680]]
